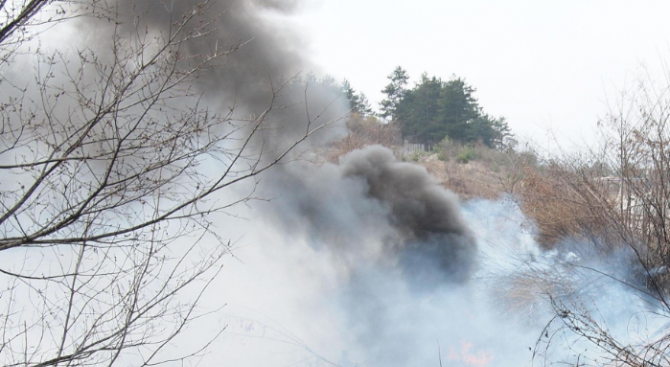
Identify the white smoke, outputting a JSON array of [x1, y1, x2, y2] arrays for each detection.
[[199, 146, 670, 367]]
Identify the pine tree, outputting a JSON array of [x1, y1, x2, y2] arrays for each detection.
[[379, 66, 409, 120], [394, 73, 512, 147], [343, 79, 373, 116]]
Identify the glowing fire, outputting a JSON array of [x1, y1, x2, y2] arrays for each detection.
[[447, 341, 493, 366]]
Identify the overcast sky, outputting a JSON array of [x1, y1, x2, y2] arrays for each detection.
[[283, 0, 670, 151]]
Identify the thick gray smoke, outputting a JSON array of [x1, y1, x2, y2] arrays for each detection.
[[78, 0, 304, 102], [342, 147, 476, 283], [67, 0, 350, 155], [255, 146, 482, 366], [263, 145, 477, 283]]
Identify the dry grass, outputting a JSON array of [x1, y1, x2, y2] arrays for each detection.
[[419, 155, 506, 200], [328, 122, 539, 201], [329, 114, 401, 161], [516, 164, 613, 249], [326, 119, 651, 257]]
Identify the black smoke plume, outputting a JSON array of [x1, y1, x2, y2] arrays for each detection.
[[257, 145, 478, 366], [73, 0, 349, 154], [263, 145, 477, 283]]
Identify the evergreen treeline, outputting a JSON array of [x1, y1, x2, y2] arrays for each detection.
[[380, 67, 511, 148], [316, 67, 512, 150]]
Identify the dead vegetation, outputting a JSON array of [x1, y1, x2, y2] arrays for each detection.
[[329, 96, 670, 366], [329, 113, 402, 161], [330, 118, 537, 201]]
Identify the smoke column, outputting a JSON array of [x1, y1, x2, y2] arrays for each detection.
[[264, 145, 477, 283], [248, 146, 518, 367]]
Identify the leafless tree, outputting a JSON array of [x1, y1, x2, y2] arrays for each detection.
[[0, 1, 341, 366], [526, 71, 670, 367]]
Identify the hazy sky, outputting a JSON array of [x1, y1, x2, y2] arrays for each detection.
[[285, 0, 670, 150]]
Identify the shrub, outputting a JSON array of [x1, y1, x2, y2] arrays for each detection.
[[456, 147, 478, 163]]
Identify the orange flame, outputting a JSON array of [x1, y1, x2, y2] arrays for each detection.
[[447, 341, 493, 366]]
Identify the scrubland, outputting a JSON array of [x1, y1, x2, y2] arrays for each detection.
[[326, 108, 670, 367]]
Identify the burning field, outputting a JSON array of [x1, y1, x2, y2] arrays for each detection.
[[209, 144, 670, 367], [2, 1, 670, 367]]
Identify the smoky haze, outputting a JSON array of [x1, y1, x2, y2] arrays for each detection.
[[7, 2, 667, 367], [86, 3, 669, 367]]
